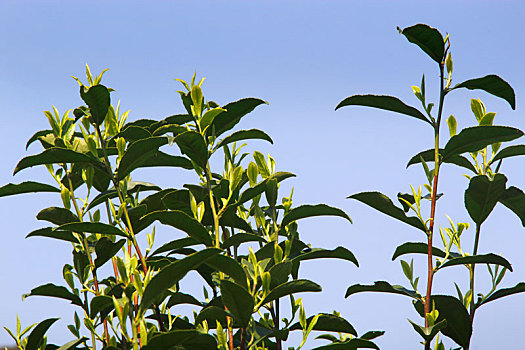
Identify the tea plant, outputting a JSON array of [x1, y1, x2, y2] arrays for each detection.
[[1, 68, 381, 349], [337, 24, 525, 349]]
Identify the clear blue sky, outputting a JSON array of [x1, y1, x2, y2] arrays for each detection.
[[1, 1, 524, 349]]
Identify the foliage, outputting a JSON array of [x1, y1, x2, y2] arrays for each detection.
[[337, 24, 525, 349], [1, 67, 379, 349]]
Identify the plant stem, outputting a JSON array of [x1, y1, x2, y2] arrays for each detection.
[[271, 206, 282, 350], [469, 223, 481, 321], [424, 61, 446, 350]]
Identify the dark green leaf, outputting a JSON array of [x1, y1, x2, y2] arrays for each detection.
[[151, 237, 200, 256], [23, 283, 83, 307], [313, 338, 379, 350], [137, 151, 193, 170], [499, 186, 525, 227], [116, 125, 152, 142], [37, 207, 79, 225], [399, 24, 444, 63], [85, 181, 161, 212], [90, 295, 114, 319], [478, 282, 525, 306], [348, 192, 427, 232], [491, 144, 525, 165], [414, 295, 472, 348], [335, 95, 431, 124], [236, 172, 295, 206], [214, 129, 273, 150], [268, 262, 292, 289], [14, 148, 104, 175], [56, 222, 128, 237], [206, 254, 248, 289], [221, 233, 266, 250], [141, 210, 213, 246], [437, 253, 512, 271], [220, 279, 254, 327], [117, 137, 168, 180], [443, 126, 523, 160], [292, 247, 359, 267], [95, 238, 126, 269], [281, 204, 352, 227], [80, 84, 110, 125], [290, 313, 357, 335], [167, 292, 203, 308], [392, 242, 460, 260], [360, 331, 385, 340], [465, 174, 507, 225], [408, 318, 447, 343], [142, 330, 217, 350], [139, 248, 220, 314], [345, 281, 419, 299], [26, 318, 60, 350], [406, 148, 476, 173], [262, 279, 321, 305], [26, 227, 77, 243], [0, 181, 60, 197], [174, 131, 208, 169], [195, 306, 230, 327], [452, 75, 516, 110], [211, 98, 268, 136], [56, 337, 88, 350]]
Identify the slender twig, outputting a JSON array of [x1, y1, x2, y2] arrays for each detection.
[[469, 223, 481, 321]]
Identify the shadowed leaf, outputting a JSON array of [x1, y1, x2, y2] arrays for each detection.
[[0, 181, 60, 197], [23, 284, 82, 307], [345, 281, 419, 299], [174, 131, 208, 169], [452, 75, 516, 110], [490, 145, 525, 165], [399, 24, 444, 63], [220, 280, 254, 327], [437, 253, 512, 271], [290, 313, 357, 336], [465, 174, 507, 225], [56, 222, 128, 237], [291, 247, 359, 267], [210, 98, 268, 137], [479, 282, 525, 306], [335, 95, 431, 125], [281, 204, 352, 227], [117, 137, 168, 180], [262, 279, 321, 305], [214, 129, 273, 150], [26, 318, 60, 350], [14, 148, 104, 175], [499, 186, 525, 226]]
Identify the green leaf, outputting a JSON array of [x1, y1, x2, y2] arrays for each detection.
[[452, 75, 516, 110], [95, 238, 126, 269], [291, 247, 359, 267], [139, 248, 220, 314], [214, 129, 273, 150], [220, 280, 254, 328], [117, 125, 153, 142], [80, 84, 110, 125], [408, 318, 447, 343], [478, 282, 525, 306], [26, 227, 77, 243], [399, 24, 444, 64], [167, 292, 203, 308], [392, 242, 460, 260], [210, 98, 267, 137], [37, 207, 79, 225], [85, 181, 161, 212], [345, 281, 419, 299], [151, 237, 200, 256], [142, 330, 217, 350], [56, 337, 88, 350], [236, 171, 295, 206], [137, 151, 193, 170], [174, 131, 208, 169], [117, 137, 168, 180], [281, 204, 352, 227], [406, 148, 476, 173], [414, 295, 472, 348], [490, 144, 525, 165], [348, 192, 427, 232], [290, 313, 357, 335], [26, 318, 60, 350], [465, 174, 507, 225], [443, 126, 523, 160], [499, 186, 525, 227], [195, 306, 230, 327], [261, 279, 321, 305], [437, 253, 512, 271], [206, 254, 248, 289], [141, 210, 213, 246], [23, 283, 83, 307], [13, 148, 104, 175], [56, 222, 128, 238], [0, 181, 60, 197], [90, 295, 114, 319], [221, 233, 266, 250], [335, 95, 431, 125], [360, 331, 385, 340], [313, 338, 379, 350]]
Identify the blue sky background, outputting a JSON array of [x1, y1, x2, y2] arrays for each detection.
[[1, 1, 525, 349]]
